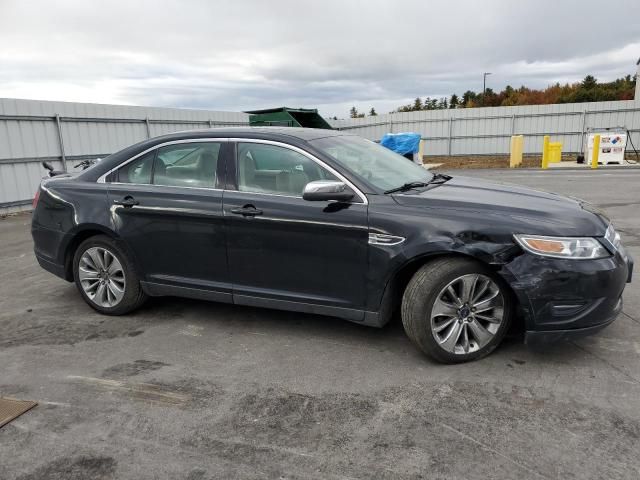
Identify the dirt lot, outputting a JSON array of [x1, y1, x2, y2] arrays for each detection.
[[1, 169, 640, 479], [428, 154, 541, 169], [428, 153, 639, 169]]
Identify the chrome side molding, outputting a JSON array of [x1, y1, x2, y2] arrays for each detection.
[[368, 233, 405, 246]]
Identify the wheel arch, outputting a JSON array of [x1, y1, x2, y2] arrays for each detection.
[[376, 251, 524, 328], [62, 225, 121, 281]]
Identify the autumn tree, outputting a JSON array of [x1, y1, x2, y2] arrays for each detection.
[[392, 72, 636, 112]]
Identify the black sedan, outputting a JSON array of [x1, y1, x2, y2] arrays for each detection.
[[31, 127, 633, 363]]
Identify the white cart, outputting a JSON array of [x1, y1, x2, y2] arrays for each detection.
[[585, 131, 627, 165]]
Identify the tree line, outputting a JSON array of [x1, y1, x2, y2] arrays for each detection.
[[348, 74, 637, 117]]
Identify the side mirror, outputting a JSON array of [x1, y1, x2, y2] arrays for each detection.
[[302, 180, 354, 202]]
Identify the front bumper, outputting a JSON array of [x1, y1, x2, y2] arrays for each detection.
[[524, 297, 622, 344], [503, 248, 632, 342]]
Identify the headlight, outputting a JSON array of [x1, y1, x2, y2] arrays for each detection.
[[604, 224, 621, 251], [514, 234, 609, 259]]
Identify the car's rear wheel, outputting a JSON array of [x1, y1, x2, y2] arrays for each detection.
[[73, 235, 146, 315], [401, 257, 513, 363]]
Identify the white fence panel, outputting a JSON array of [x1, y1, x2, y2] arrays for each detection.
[[0, 98, 249, 212], [330, 99, 640, 158]]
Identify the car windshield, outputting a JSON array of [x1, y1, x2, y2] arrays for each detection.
[[309, 135, 433, 191]]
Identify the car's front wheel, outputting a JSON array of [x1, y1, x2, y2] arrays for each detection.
[[73, 235, 147, 315], [401, 257, 513, 363]]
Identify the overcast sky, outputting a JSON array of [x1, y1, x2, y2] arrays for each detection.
[[1, 0, 639, 118]]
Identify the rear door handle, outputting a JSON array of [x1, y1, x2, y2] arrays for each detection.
[[230, 206, 263, 217], [113, 195, 139, 208]]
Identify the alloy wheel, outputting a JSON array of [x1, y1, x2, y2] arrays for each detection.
[[430, 273, 504, 355], [78, 247, 126, 307]]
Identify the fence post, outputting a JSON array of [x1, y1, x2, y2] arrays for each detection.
[[591, 134, 600, 169], [542, 135, 550, 169], [580, 110, 587, 154], [208, 119, 213, 129], [145, 117, 151, 138], [54, 114, 68, 172], [447, 117, 453, 156], [511, 114, 516, 135], [388, 118, 393, 133]]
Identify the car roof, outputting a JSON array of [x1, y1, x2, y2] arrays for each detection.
[[79, 127, 353, 182], [176, 126, 351, 141]]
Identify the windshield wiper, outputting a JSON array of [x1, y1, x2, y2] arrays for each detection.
[[384, 173, 451, 194]]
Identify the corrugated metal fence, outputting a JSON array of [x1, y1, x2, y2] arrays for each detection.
[[0, 98, 249, 213], [329, 99, 640, 158], [3, 97, 640, 213]]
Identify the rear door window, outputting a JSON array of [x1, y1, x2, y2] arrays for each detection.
[[153, 143, 221, 188], [116, 151, 154, 184]]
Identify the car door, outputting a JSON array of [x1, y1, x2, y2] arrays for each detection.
[[223, 140, 369, 320], [106, 140, 232, 302]]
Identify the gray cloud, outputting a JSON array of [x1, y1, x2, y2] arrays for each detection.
[[1, 0, 639, 117]]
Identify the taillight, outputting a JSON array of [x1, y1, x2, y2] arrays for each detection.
[[32, 188, 40, 208]]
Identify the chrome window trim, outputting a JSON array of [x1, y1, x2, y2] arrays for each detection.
[[97, 136, 368, 205], [96, 138, 229, 184], [107, 182, 223, 192], [224, 190, 304, 201]]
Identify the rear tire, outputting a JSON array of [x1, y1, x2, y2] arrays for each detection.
[[73, 235, 147, 315], [401, 257, 513, 363]]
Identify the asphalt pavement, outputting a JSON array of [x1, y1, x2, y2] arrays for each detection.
[[1, 168, 639, 479]]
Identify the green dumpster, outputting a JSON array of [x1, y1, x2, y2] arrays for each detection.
[[245, 107, 332, 129]]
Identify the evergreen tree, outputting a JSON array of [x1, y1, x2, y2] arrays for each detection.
[[369, 107, 377, 116], [412, 97, 423, 111], [581, 75, 597, 89], [461, 90, 477, 107], [449, 94, 459, 108], [349, 106, 359, 118]]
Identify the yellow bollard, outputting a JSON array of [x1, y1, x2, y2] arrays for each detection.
[[510, 135, 523, 168], [548, 142, 562, 163], [591, 134, 600, 169], [542, 135, 550, 169]]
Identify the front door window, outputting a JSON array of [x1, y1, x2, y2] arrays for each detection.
[[237, 142, 338, 196]]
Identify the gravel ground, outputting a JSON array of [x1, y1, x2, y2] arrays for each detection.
[[1, 168, 639, 480]]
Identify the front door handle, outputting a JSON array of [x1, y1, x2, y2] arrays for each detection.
[[230, 205, 263, 217], [113, 195, 139, 208]]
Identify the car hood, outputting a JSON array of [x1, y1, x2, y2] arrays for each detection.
[[391, 175, 609, 237]]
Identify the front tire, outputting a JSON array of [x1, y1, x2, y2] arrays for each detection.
[[401, 257, 513, 363], [73, 235, 147, 315]]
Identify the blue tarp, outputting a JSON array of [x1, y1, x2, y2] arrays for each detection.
[[380, 132, 421, 155]]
